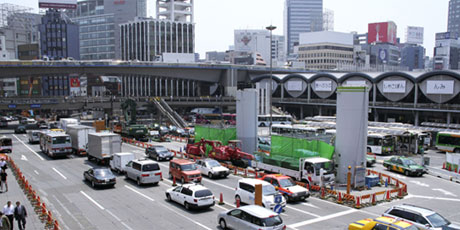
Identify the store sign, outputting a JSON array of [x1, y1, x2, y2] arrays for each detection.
[[286, 81, 303, 91], [8, 104, 16, 109], [314, 81, 332, 92], [383, 80, 406, 93], [30, 104, 41, 109], [427, 80, 454, 94]]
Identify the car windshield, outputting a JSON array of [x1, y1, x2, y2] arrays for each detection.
[[426, 213, 450, 228], [180, 164, 197, 171], [279, 178, 296, 187], [402, 159, 417, 166], [154, 146, 168, 152], [194, 189, 212, 198], [53, 136, 70, 144], [261, 215, 283, 227], [142, 164, 160, 172], [207, 160, 221, 168], [262, 185, 277, 196], [94, 169, 113, 177]]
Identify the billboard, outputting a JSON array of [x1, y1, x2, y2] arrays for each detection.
[[368, 22, 397, 45], [39, 0, 77, 9], [427, 80, 454, 94], [436, 32, 459, 41], [383, 80, 406, 93], [314, 81, 332, 92], [406, 26, 424, 45], [286, 81, 303, 91]]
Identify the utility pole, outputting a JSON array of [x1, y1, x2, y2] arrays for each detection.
[[266, 25, 276, 135]]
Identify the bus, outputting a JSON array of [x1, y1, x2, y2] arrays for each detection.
[[367, 133, 394, 155], [40, 132, 72, 158], [436, 132, 460, 153], [0, 136, 12, 153], [222, 113, 236, 125], [195, 113, 223, 125], [258, 115, 292, 127]]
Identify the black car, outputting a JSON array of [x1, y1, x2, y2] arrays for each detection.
[[14, 126, 26, 134], [83, 168, 116, 188], [145, 145, 174, 161]]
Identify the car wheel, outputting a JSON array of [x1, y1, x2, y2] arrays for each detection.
[[181, 177, 185, 184], [208, 172, 213, 179], [283, 194, 290, 203], [91, 181, 95, 188], [166, 194, 172, 202], [184, 202, 190, 210], [387, 165, 392, 171], [219, 219, 227, 230], [404, 170, 410, 176], [137, 178, 142, 186]]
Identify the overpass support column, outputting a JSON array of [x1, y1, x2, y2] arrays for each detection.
[[372, 83, 376, 106], [414, 83, 418, 108], [447, 112, 451, 125], [280, 83, 284, 100], [300, 106, 304, 120], [307, 83, 311, 103], [165, 78, 168, 96], [171, 79, 174, 97], [414, 111, 420, 126], [187, 80, 190, 97], [160, 78, 163, 96], [224, 68, 238, 97], [176, 79, 179, 97], [374, 108, 378, 122], [182, 80, 185, 97]]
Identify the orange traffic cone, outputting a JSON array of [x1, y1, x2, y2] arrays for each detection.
[[443, 162, 446, 169], [219, 193, 224, 205], [403, 185, 408, 195], [385, 190, 391, 201], [172, 176, 177, 186], [337, 192, 343, 204], [371, 193, 376, 205], [320, 187, 326, 199], [397, 187, 403, 199], [396, 179, 399, 188], [355, 196, 361, 209]]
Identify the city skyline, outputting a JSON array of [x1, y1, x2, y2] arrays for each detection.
[[2, 0, 448, 57]]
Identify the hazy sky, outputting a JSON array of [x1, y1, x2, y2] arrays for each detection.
[[4, 0, 449, 57]]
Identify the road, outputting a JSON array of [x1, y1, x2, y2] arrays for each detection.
[[5, 132, 460, 230]]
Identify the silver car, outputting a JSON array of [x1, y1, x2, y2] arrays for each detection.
[[125, 159, 162, 186], [217, 205, 285, 230]]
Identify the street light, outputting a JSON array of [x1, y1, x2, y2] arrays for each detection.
[[266, 25, 276, 135]]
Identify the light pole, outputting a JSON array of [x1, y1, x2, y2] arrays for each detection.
[[266, 25, 276, 135]]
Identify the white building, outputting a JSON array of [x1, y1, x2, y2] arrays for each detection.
[[433, 32, 459, 70], [297, 31, 354, 70], [0, 35, 8, 60], [0, 78, 17, 97], [234, 29, 285, 66], [156, 0, 194, 23]]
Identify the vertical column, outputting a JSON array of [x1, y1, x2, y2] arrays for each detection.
[[415, 111, 420, 126], [182, 80, 185, 96], [307, 83, 311, 102], [159, 78, 163, 96], [280, 83, 284, 100], [372, 83, 376, 106], [165, 78, 168, 96], [447, 112, 452, 125], [300, 106, 304, 119], [171, 79, 174, 97], [187, 80, 190, 97], [414, 83, 418, 108], [374, 108, 378, 122], [192, 81, 195, 97], [176, 79, 179, 97], [148, 77, 151, 97]]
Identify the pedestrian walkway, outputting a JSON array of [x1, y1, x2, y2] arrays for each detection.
[[427, 166, 460, 183], [0, 167, 42, 229]]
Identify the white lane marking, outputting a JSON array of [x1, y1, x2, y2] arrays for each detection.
[[80, 191, 105, 210], [410, 180, 429, 187], [22, 134, 27, 137], [288, 209, 357, 228], [106, 210, 134, 230], [52, 195, 82, 230], [124, 185, 155, 202], [34, 170, 39, 175], [21, 155, 28, 161], [408, 194, 460, 202], [432, 188, 457, 197], [300, 202, 320, 209], [52, 167, 68, 180], [285, 206, 321, 218], [159, 202, 212, 230], [13, 134, 45, 161]]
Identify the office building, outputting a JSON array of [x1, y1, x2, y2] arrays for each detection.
[[156, 0, 194, 22], [284, 0, 323, 57], [120, 17, 195, 61], [68, 0, 146, 60], [400, 44, 425, 71], [297, 31, 354, 70], [234, 29, 285, 66], [39, 9, 80, 60], [433, 32, 459, 70], [448, 0, 460, 35]]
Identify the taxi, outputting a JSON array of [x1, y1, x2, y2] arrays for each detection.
[[259, 174, 309, 202], [349, 216, 418, 230], [383, 156, 427, 176]]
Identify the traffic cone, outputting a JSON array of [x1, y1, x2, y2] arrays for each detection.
[[397, 187, 403, 199], [403, 185, 408, 196], [54, 220, 60, 230], [448, 164, 452, 171], [355, 196, 361, 209], [305, 183, 309, 191], [371, 193, 376, 205], [219, 193, 224, 205], [396, 179, 399, 188], [320, 187, 326, 199], [337, 192, 343, 204], [386, 190, 391, 201], [367, 170, 371, 176], [172, 176, 177, 186], [443, 162, 446, 169]]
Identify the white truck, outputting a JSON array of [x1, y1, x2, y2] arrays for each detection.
[[251, 157, 335, 186], [27, 130, 41, 144], [59, 118, 79, 132], [39, 132, 72, 158], [66, 125, 96, 155], [109, 152, 135, 174], [87, 132, 122, 165]]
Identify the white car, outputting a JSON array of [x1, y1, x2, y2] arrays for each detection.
[[235, 178, 286, 210], [217, 205, 286, 230], [125, 159, 162, 185], [196, 158, 230, 179], [165, 184, 215, 210]]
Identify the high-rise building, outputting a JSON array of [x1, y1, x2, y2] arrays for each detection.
[[39, 9, 80, 60], [434, 32, 459, 70], [284, 0, 323, 57], [68, 0, 146, 60], [156, 0, 194, 22], [448, 0, 460, 35], [234, 29, 285, 66], [400, 44, 425, 71]]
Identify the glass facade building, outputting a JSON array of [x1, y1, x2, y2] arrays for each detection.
[[448, 0, 460, 36]]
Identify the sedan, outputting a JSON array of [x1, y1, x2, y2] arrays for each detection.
[[145, 145, 174, 161], [83, 168, 116, 188], [14, 126, 26, 134], [383, 156, 427, 176]]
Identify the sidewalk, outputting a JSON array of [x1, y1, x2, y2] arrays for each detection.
[[426, 166, 460, 183], [0, 167, 43, 229]]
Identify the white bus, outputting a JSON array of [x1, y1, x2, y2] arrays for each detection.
[[367, 132, 394, 155], [40, 132, 72, 158], [258, 115, 292, 127]]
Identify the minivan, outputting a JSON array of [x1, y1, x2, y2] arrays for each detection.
[[125, 159, 162, 186], [169, 159, 202, 184]]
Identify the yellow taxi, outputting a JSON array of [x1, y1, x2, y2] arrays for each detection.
[[349, 216, 418, 230]]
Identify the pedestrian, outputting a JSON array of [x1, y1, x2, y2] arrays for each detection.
[[0, 169, 7, 193], [0, 212, 11, 230], [2, 202, 13, 230], [0, 159, 6, 171], [13, 202, 26, 230]]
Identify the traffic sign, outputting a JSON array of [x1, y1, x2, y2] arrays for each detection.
[[273, 204, 283, 214], [274, 194, 282, 204]]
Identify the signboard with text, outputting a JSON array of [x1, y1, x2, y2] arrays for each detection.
[[427, 80, 454, 94], [286, 81, 303, 91], [39, 0, 77, 9], [383, 80, 406, 93], [314, 81, 332, 92]]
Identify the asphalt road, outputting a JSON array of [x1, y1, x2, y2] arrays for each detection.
[[4, 132, 460, 230]]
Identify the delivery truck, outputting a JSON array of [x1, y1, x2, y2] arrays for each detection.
[[66, 125, 96, 156], [87, 132, 122, 165], [59, 118, 79, 132]]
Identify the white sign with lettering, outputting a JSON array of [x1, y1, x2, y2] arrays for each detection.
[[286, 81, 303, 91], [314, 81, 332, 92], [345, 80, 366, 86], [427, 80, 454, 94], [383, 80, 406, 93]]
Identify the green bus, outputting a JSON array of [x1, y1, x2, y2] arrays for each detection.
[[436, 132, 460, 153]]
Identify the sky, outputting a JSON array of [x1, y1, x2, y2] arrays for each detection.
[[3, 0, 449, 57]]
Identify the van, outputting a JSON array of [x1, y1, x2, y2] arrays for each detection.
[[125, 159, 162, 186], [235, 178, 286, 210], [27, 131, 40, 144], [110, 152, 135, 174], [169, 159, 202, 184]]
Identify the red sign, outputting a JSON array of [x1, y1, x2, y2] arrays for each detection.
[[114, 0, 126, 5], [368, 22, 397, 45], [70, 78, 80, 88]]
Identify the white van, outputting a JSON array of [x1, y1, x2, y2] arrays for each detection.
[[110, 152, 135, 174], [235, 178, 286, 210]]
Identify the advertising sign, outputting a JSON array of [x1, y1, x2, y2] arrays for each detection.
[[314, 81, 332, 92], [426, 80, 454, 94], [286, 81, 303, 91], [436, 32, 459, 41], [378, 49, 388, 62], [406, 26, 424, 45], [70, 77, 80, 87], [368, 22, 397, 44], [383, 80, 406, 93], [39, 0, 77, 9]]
